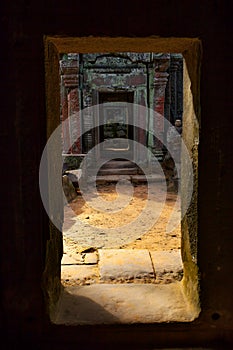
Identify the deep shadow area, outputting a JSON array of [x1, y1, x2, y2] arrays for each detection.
[[53, 287, 120, 324]]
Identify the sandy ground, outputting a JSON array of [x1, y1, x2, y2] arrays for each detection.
[[63, 182, 181, 251]]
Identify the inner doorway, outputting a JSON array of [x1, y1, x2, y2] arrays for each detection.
[[98, 91, 135, 174], [99, 91, 134, 151]]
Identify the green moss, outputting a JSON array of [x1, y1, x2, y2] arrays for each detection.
[[63, 156, 84, 170]]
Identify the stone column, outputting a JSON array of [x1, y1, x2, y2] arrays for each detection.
[[82, 88, 93, 153], [60, 78, 70, 154], [60, 56, 81, 154], [135, 89, 148, 165], [170, 56, 180, 123], [176, 57, 183, 120], [152, 54, 170, 158], [68, 88, 81, 153]]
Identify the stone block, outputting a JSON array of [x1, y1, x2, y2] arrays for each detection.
[[84, 252, 98, 265], [62, 252, 85, 265], [61, 265, 98, 282], [99, 249, 154, 281], [150, 250, 183, 282], [61, 253, 80, 265]]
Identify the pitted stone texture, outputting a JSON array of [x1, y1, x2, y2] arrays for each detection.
[[61, 265, 98, 282], [99, 249, 154, 281], [150, 250, 183, 282]]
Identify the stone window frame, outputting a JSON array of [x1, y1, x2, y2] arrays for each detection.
[[43, 36, 202, 323]]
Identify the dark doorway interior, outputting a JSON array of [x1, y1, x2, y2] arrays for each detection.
[[99, 92, 134, 155]]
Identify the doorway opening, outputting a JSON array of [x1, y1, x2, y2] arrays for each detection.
[[42, 37, 201, 325], [60, 51, 183, 287], [99, 91, 134, 153]]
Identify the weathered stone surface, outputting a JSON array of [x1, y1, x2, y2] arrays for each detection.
[[61, 265, 98, 281], [150, 250, 183, 282], [53, 283, 197, 324], [98, 249, 154, 281], [63, 239, 97, 265], [61, 253, 80, 265], [84, 252, 98, 265], [62, 252, 84, 264]]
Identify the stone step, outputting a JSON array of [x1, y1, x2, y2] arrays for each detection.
[[131, 174, 166, 183], [100, 160, 137, 169], [98, 167, 138, 176], [92, 174, 165, 185], [95, 175, 131, 184]]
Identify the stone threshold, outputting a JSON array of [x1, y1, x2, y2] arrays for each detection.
[[65, 170, 166, 186], [52, 282, 198, 325]]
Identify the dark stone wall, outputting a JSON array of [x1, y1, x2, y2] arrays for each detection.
[[1, 0, 233, 348]]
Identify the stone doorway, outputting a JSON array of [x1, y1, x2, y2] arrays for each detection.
[[61, 51, 184, 288], [43, 37, 201, 325], [98, 91, 136, 175], [99, 92, 133, 152]]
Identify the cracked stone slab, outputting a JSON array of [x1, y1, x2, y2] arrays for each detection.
[[150, 250, 183, 281], [99, 249, 154, 281]]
